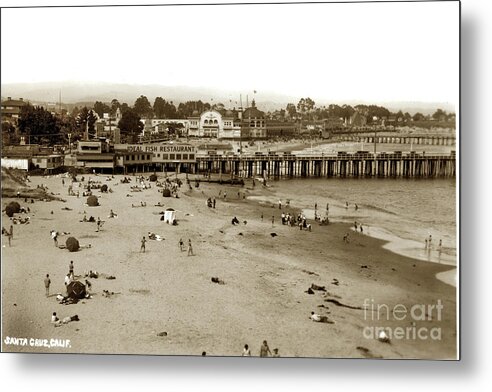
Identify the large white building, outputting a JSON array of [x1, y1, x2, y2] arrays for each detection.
[[188, 110, 241, 139]]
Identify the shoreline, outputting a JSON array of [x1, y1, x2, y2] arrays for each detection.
[[2, 172, 457, 358]]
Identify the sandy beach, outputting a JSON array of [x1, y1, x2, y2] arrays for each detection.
[[1, 172, 457, 358]]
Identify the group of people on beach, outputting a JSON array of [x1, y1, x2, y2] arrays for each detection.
[[240, 341, 280, 357]]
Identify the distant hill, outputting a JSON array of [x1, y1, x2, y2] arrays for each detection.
[[1, 81, 455, 115]]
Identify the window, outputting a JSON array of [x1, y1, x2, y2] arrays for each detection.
[[176, 154, 181, 160], [147, 154, 151, 160], [189, 154, 195, 160], [162, 154, 168, 160], [126, 155, 129, 160], [170, 154, 175, 160], [213, 119, 218, 124], [182, 154, 188, 160]]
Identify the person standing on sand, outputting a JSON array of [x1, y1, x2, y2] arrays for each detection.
[[345, 201, 349, 209], [69, 260, 74, 276], [7, 231, 12, 247], [140, 236, 147, 253], [260, 340, 272, 357], [187, 239, 193, 256], [51, 231, 58, 247], [213, 197, 216, 209], [272, 215, 275, 227], [326, 203, 329, 212], [272, 348, 280, 357], [179, 238, 184, 251], [96, 217, 102, 232], [10, 225, 13, 240], [242, 344, 251, 356], [278, 200, 282, 209], [44, 274, 51, 297], [261, 213, 263, 222]]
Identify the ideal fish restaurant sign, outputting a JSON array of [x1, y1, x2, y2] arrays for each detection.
[[123, 143, 197, 154]]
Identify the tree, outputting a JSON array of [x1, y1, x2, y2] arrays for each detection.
[[413, 112, 425, 121], [286, 103, 297, 118], [93, 101, 111, 118], [1, 121, 18, 145], [432, 108, 447, 121], [76, 107, 97, 138], [153, 97, 167, 118], [17, 104, 61, 145], [134, 95, 153, 118], [120, 102, 130, 114], [118, 108, 144, 143], [110, 99, 121, 116]]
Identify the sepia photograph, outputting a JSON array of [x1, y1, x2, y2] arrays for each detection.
[[1, 1, 459, 360]]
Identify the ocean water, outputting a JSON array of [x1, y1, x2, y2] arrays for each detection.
[[248, 177, 457, 277]]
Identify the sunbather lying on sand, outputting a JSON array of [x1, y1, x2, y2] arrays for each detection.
[[148, 232, 164, 241]]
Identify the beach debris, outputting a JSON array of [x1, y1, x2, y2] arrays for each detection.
[[157, 331, 167, 337], [310, 284, 326, 291], [378, 330, 391, 343], [360, 265, 369, 269], [305, 288, 315, 295], [106, 276, 116, 280], [243, 220, 247, 225], [391, 268, 397, 272], [331, 278, 339, 286], [238, 232, 243, 236], [211, 277, 225, 285], [270, 232, 278, 237]]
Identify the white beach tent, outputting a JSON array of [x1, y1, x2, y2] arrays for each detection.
[[164, 208, 176, 224]]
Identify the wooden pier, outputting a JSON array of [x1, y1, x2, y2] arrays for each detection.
[[193, 151, 456, 179]]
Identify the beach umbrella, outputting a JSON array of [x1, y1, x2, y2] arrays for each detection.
[[66, 281, 86, 299]]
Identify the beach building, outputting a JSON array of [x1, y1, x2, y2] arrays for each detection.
[[76, 139, 116, 172], [114, 142, 198, 173], [242, 103, 266, 140], [1, 97, 27, 125], [1, 144, 64, 172]]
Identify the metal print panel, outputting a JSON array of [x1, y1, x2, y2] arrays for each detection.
[[1, 1, 459, 359]]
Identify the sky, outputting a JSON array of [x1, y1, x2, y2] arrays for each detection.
[[1, 1, 459, 106]]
